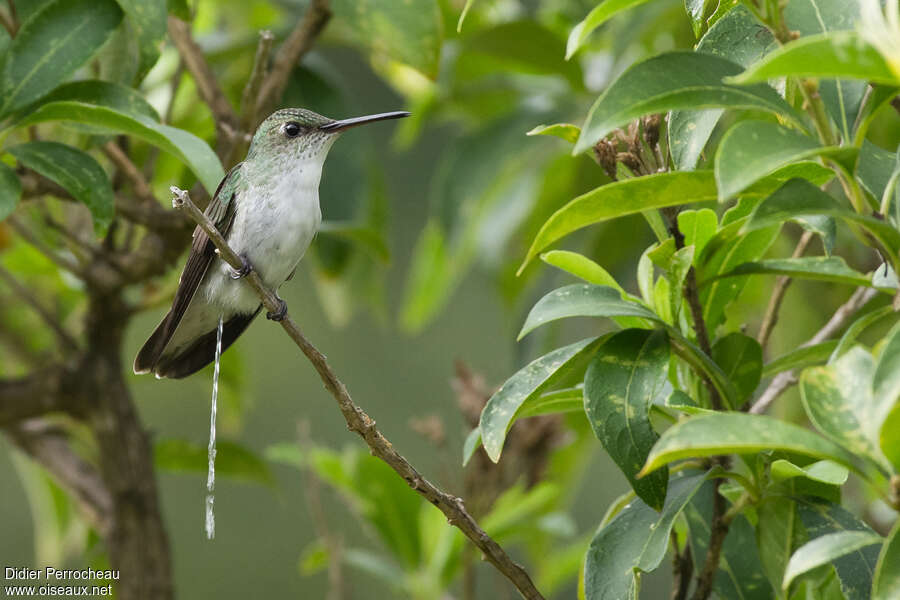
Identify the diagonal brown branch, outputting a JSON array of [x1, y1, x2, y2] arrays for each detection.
[[171, 186, 545, 600], [757, 231, 815, 350], [0, 366, 77, 426], [256, 0, 332, 121]]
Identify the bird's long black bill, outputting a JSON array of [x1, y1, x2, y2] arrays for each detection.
[[319, 111, 410, 132]]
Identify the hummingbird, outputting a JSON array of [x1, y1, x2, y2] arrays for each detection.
[[134, 108, 409, 379]]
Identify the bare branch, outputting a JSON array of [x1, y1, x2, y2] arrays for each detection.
[[172, 186, 545, 600], [0, 264, 79, 352], [750, 286, 880, 414], [241, 30, 275, 131], [256, 0, 332, 120], [103, 141, 158, 207], [757, 230, 815, 350], [166, 17, 238, 138], [5, 419, 113, 536], [7, 214, 85, 277], [0, 366, 76, 426]]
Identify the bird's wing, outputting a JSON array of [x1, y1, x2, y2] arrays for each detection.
[[133, 163, 242, 374]]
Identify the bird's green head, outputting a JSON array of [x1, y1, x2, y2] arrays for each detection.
[[247, 108, 410, 162]]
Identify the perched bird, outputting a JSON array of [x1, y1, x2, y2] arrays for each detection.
[[134, 108, 409, 378]]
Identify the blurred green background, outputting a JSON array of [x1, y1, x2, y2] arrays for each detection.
[[3, 0, 899, 597]]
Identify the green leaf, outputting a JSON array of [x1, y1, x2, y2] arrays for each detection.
[[858, 141, 897, 201], [154, 438, 273, 486], [783, 531, 883, 590], [873, 519, 900, 600], [757, 492, 800, 592], [763, 341, 839, 377], [707, 256, 875, 288], [584, 329, 670, 509], [15, 101, 224, 194], [831, 305, 895, 361], [518, 284, 661, 340], [711, 332, 762, 404], [8, 141, 113, 233], [0, 162, 21, 221], [880, 402, 900, 473], [677, 209, 717, 264], [800, 347, 894, 473], [798, 500, 882, 600], [669, 4, 775, 170], [770, 459, 849, 486], [456, 0, 476, 32], [714, 121, 854, 201], [744, 178, 900, 263], [32, 79, 159, 122], [462, 428, 481, 467], [565, 0, 653, 60], [331, 0, 443, 78], [115, 0, 166, 80], [574, 51, 802, 154], [540, 250, 652, 329], [0, 0, 123, 117], [872, 320, 900, 411], [731, 31, 900, 86], [480, 337, 606, 462], [519, 171, 718, 272], [640, 413, 859, 477], [527, 123, 580, 144], [584, 472, 706, 600], [318, 221, 389, 263]]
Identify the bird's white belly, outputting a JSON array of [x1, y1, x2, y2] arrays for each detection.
[[202, 168, 322, 313]]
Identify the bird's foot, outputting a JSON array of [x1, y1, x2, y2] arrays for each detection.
[[266, 296, 288, 321], [229, 254, 253, 279]]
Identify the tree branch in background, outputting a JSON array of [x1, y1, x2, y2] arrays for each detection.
[[0, 366, 77, 426], [750, 286, 879, 414], [240, 30, 275, 132], [166, 16, 239, 147], [0, 264, 79, 352], [6, 214, 85, 279], [256, 0, 332, 121], [757, 230, 815, 350], [7, 418, 113, 536], [171, 187, 546, 600]]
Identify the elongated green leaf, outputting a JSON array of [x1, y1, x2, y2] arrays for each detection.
[[0, 162, 21, 221], [873, 519, 900, 600], [730, 31, 900, 86], [331, 0, 443, 78], [540, 250, 651, 329], [858, 141, 897, 201], [757, 490, 800, 592], [711, 332, 762, 404], [155, 438, 273, 486], [872, 320, 900, 410], [115, 0, 166, 80], [640, 413, 859, 476], [584, 473, 706, 600], [800, 347, 894, 474], [763, 341, 838, 377], [770, 459, 849, 485], [744, 178, 900, 261], [15, 101, 224, 194], [519, 171, 718, 271], [707, 256, 874, 288], [480, 337, 605, 462], [34, 79, 159, 121], [677, 209, 717, 263], [881, 402, 900, 473], [669, 5, 775, 170], [526, 123, 580, 144], [574, 51, 801, 153], [0, 0, 123, 117], [8, 142, 113, 233], [831, 305, 895, 361], [798, 500, 882, 600], [518, 284, 661, 340], [783, 531, 883, 590], [585, 329, 670, 509], [715, 121, 854, 201], [462, 428, 481, 467], [565, 0, 653, 60]]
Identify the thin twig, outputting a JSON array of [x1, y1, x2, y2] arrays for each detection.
[[750, 286, 879, 414], [757, 231, 815, 350], [171, 186, 545, 600], [7, 214, 84, 277], [256, 0, 332, 120], [103, 141, 158, 207], [241, 30, 275, 132], [0, 264, 79, 351]]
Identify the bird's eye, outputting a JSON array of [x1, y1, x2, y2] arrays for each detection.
[[284, 122, 302, 138]]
